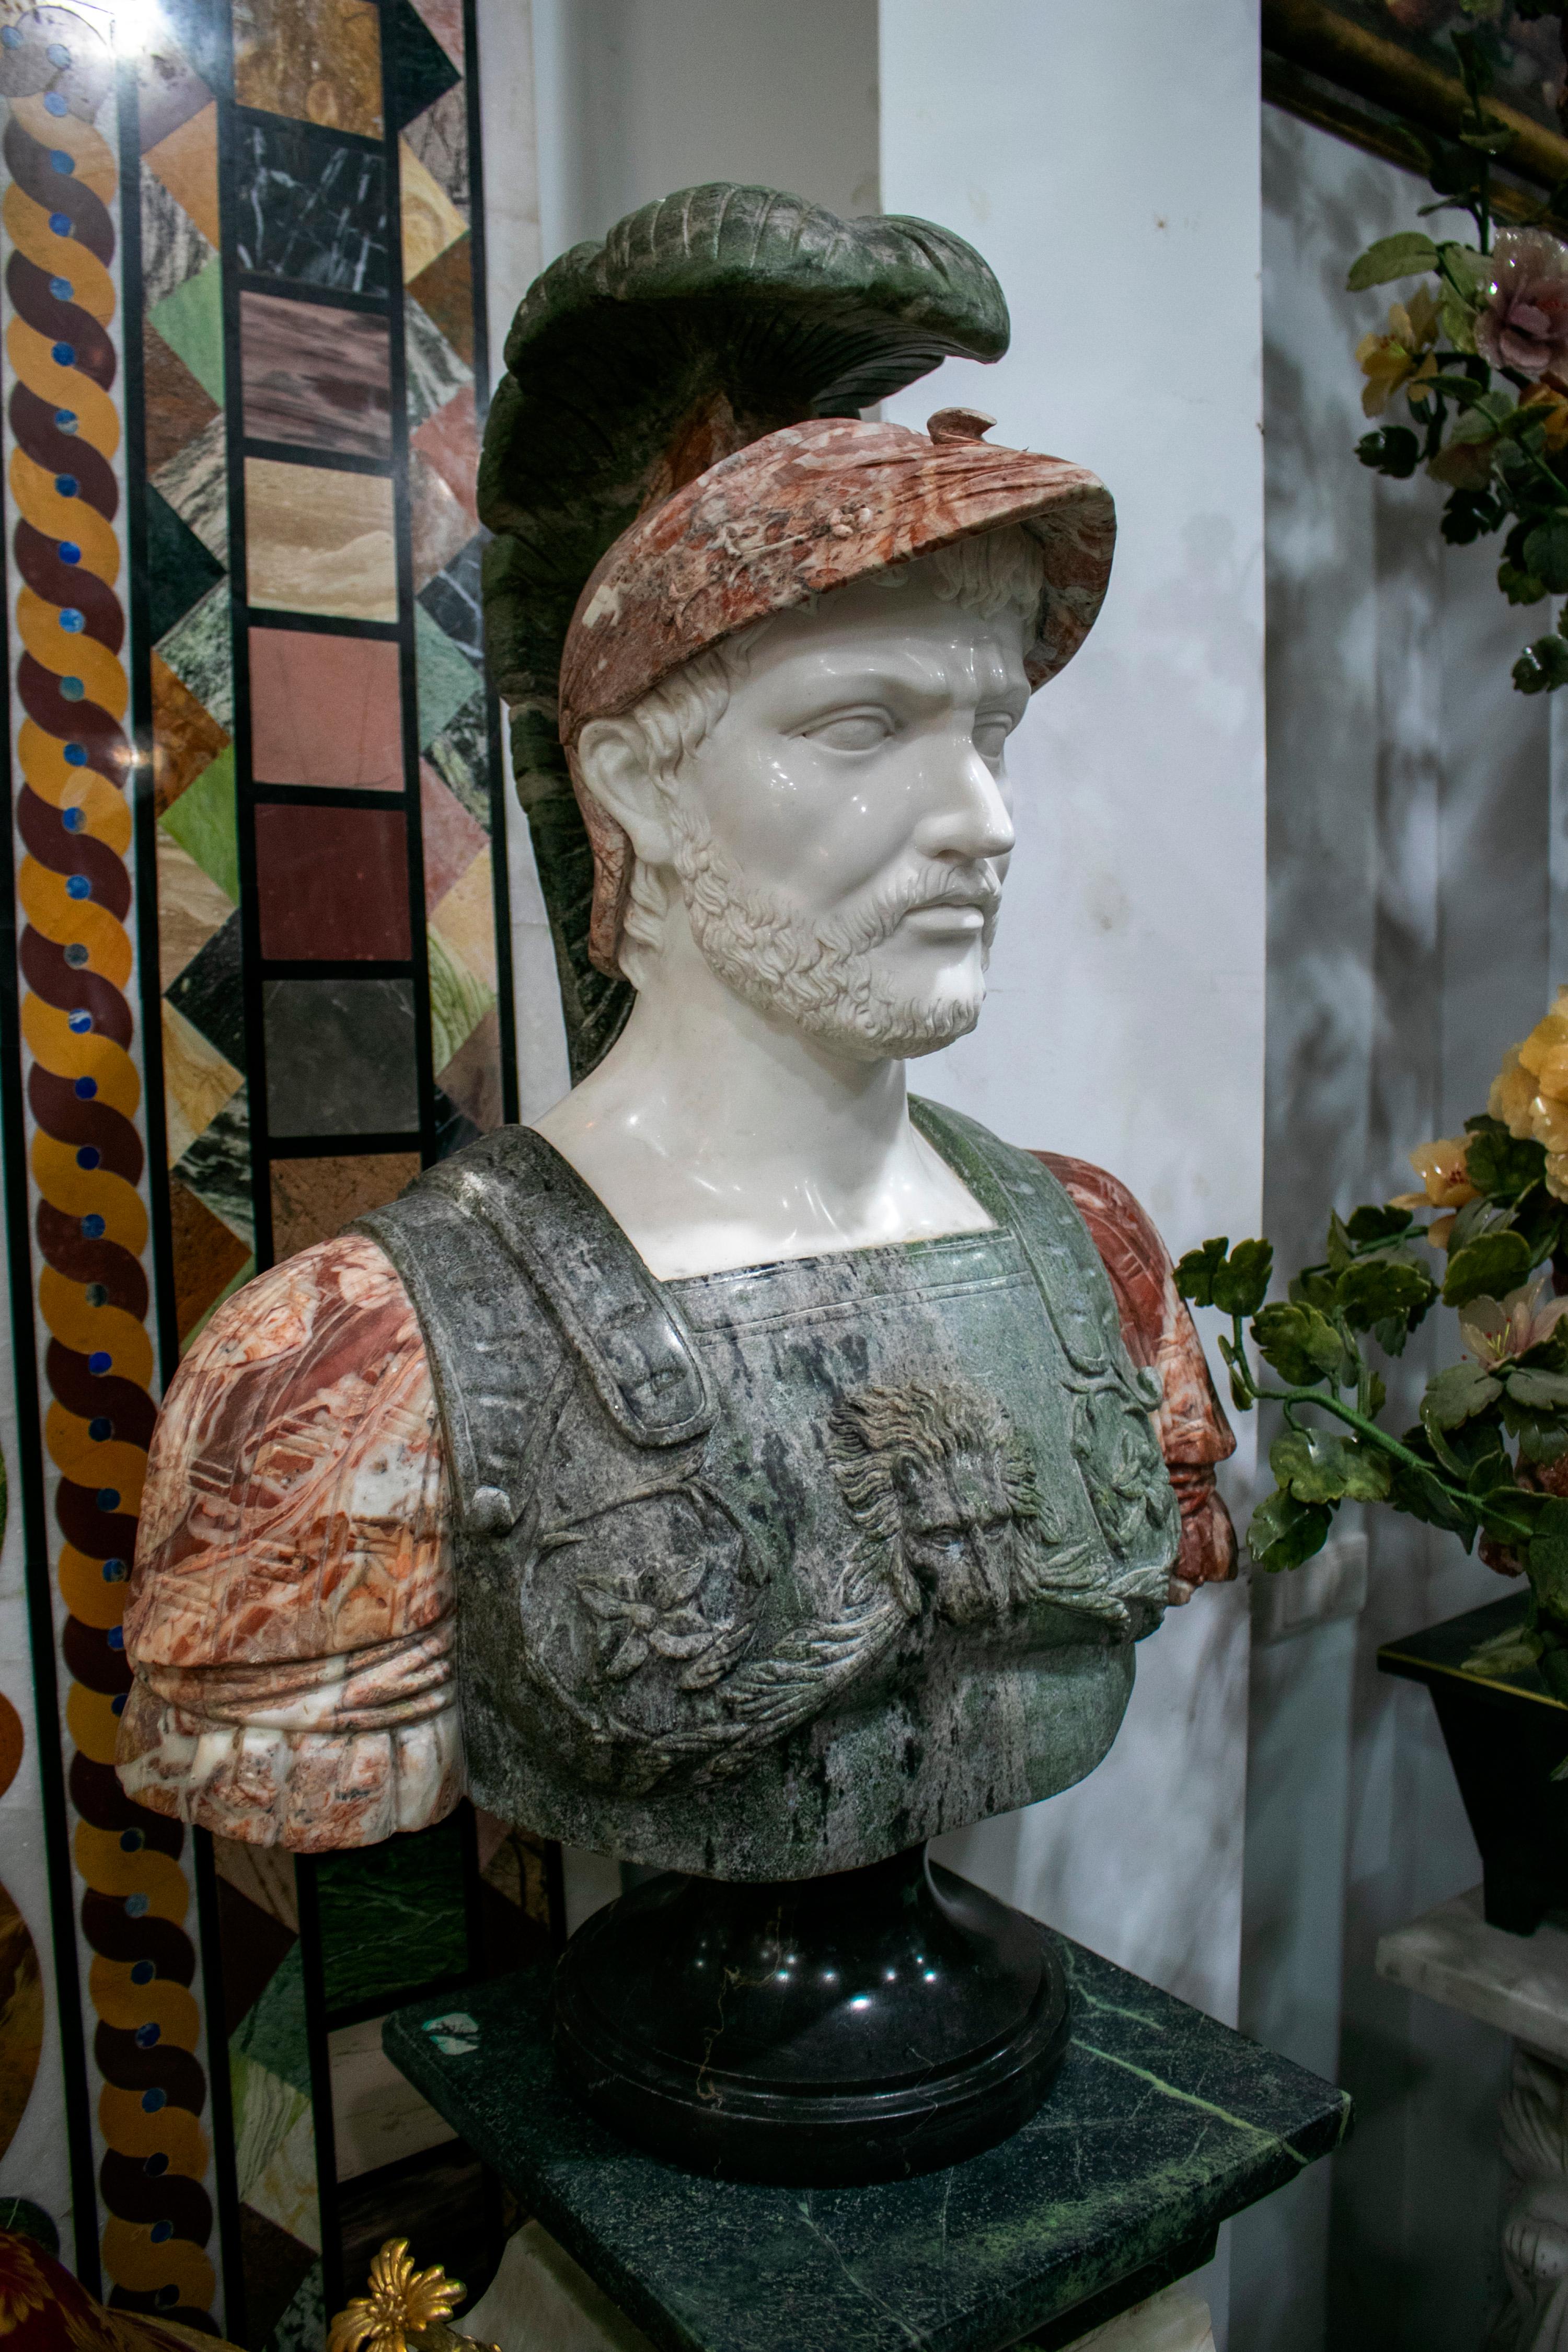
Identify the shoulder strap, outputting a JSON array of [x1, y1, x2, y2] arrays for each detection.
[[355, 1127, 713, 1535], [909, 1096, 1151, 1388]]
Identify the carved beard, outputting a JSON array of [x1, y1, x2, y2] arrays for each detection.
[[668, 805, 1000, 1061]]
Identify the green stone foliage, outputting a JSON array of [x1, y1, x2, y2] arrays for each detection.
[[1345, 25, 1568, 696], [1178, 1113, 1568, 1705], [477, 183, 1011, 1077]]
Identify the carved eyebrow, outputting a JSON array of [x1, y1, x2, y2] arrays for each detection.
[[780, 665, 1028, 721]]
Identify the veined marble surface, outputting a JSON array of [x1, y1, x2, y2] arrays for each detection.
[[384, 1936, 1346, 2352], [1377, 1886, 1568, 2063]]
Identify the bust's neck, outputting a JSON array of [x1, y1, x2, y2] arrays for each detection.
[[530, 915, 994, 1279]]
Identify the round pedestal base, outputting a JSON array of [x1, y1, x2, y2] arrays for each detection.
[[552, 1842, 1070, 2185]]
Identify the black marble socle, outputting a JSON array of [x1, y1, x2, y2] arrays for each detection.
[[384, 1935, 1349, 2352]]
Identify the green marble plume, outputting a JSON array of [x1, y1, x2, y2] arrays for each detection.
[[477, 182, 1011, 1079]]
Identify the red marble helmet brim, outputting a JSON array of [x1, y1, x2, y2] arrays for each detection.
[[557, 412, 1116, 978]]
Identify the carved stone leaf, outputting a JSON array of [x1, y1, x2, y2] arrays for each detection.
[[604, 1631, 651, 1680]]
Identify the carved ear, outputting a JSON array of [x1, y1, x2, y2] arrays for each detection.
[[573, 719, 679, 868]]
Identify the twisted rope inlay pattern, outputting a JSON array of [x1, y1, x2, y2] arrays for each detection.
[[2, 77, 214, 2326]]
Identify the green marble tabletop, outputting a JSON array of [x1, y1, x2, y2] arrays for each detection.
[[384, 1931, 1349, 2352]]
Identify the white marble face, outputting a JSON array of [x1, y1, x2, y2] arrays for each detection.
[[543, 571, 1033, 1278], [593, 571, 1030, 1060]]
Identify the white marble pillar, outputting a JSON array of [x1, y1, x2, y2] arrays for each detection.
[[1378, 1887, 1568, 2348]]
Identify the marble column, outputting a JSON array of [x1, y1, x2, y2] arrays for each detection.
[[1377, 1888, 1568, 2347]]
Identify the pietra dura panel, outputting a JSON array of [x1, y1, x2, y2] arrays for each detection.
[[239, 290, 393, 456], [253, 804, 412, 961], [262, 977, 420, 1139], [233, 113, 389, 292], [0, 0, 531, 2337], [248, 627, 403, 787]]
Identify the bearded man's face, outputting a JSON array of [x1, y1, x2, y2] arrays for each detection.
[[662, 572, 1028, 1060]]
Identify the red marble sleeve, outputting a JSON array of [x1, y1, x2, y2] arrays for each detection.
[[115, 1233, 460, 1850], [1034, 1153, 1239, 1604]]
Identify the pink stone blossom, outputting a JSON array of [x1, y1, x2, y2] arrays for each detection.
[[1476, 228, 1568, 378], [1459, 1277, 1568, 1370]]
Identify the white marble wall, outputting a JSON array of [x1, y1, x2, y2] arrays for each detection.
[[879, 0, 1262, 2035], [1228, 107, 1547, 2352]]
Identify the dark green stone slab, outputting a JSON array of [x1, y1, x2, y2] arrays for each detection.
[[384, 1936, 1349, 2352], [1379, 1590, 1566, 1711], [313, 1809, 469, 2017]]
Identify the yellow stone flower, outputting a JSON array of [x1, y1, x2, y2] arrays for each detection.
[[1357, 285, 1442, 417], [1491, 1043, 1540, 1140], [1392, 1134, 1478, 1216], [328, 2242, 464, 2352], [1521, 379, 1568, 449], [1486, 992, 1568, 1194]]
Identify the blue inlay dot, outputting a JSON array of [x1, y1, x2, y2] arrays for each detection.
[[142, 2151, 167, 2175], [51, 342, 76, 368], [64, 743, 87, 766], [67, 1007, 91, 1030], [131, 1961, 155, 1988], [48, 213, 72, 238], [102, 1559, 127, 1582], [110, 1692, 125, 1716], [1, 28, 22, 48], [74, 1076, 96, 1100], [63, 942, 88, 966], [59, 607, 84, 631], [87, 1349, 111, 1374], [155, 2287, 179, 2309], [54, 474, 77, 497], [80, 1213, 104, 1238], [137, 2081, 163, 2107], [66, 873, 90, 898], [75, 1145, 99, 1169], [44, 91, 69, 116], [97, 1488, 120, 1513], [49, 276, 72, 300], [88, 1416, 110, 1440], [54, 409, 76, 433], [134, 2023, 160, 2049], [61, 679, 84, 702], [59, 541, 80, 564], [46, 42, 71, 65], [62, 806, 85, 832], [107, 1625, 124, 1650], [119, 1829, 142, 1856], [85, 1282, 107, 1306], [149, 2222, 172, 2246], [49, 149, 74, 174]]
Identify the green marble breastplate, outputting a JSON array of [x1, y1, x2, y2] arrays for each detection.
[[359, 1101, 1179, 1878]]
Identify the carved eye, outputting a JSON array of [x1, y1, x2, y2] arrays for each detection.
[[805, 711, 892, 753]]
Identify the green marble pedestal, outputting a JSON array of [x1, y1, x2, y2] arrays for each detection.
[[383, 1930, 1348, 2352]]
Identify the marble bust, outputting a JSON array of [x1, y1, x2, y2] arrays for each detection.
[[114, 189, 1236, 1881]]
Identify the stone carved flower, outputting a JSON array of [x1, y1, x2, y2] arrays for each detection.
[[578, 1560, 747, 1690], [1475, 228, 1568, 378], [1493, 988, 1568, 1199], [1521, 381, 1568, 450], [1392, 1134, 1479, 1244], [1357, 284, 1442, 416], [1459, 1276, 1568, 1370]]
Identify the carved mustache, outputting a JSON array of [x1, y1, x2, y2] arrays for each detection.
[[826, 866, 1004, 955]]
